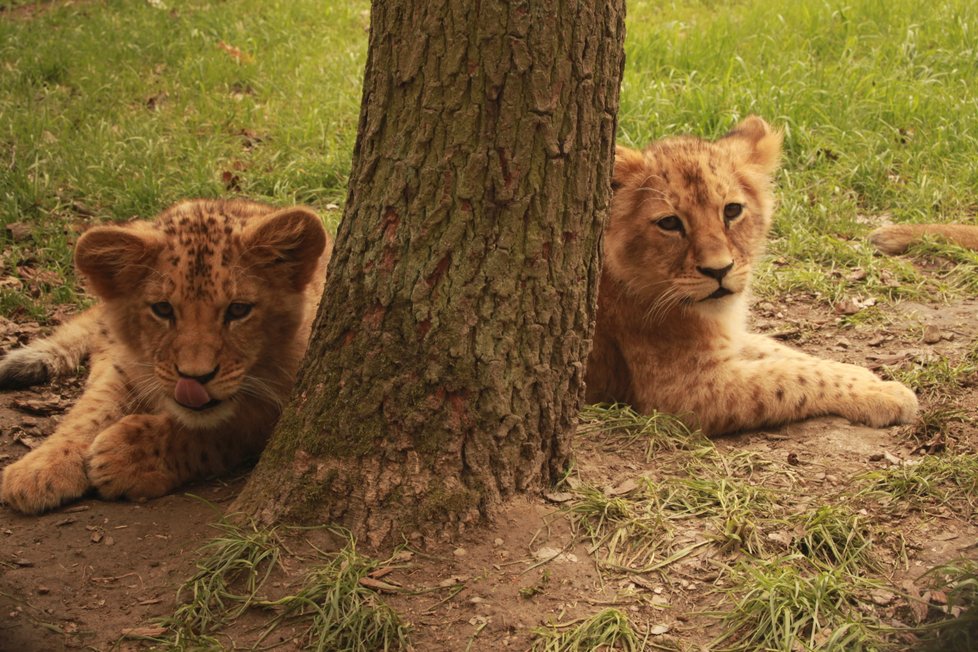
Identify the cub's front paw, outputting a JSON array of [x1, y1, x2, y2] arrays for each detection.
[[848, 381, 918, 428], [87, 416, 176, 501], [1, 445, 89, 514]]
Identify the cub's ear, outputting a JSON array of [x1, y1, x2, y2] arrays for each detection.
[[75, 225, 164, 300], [241, 206, 327, 291], [612, 144, 646, 191], [722, 115, 783, 176]]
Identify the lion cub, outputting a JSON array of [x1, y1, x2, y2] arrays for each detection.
[[0, 200, 330, 513], [586, 117, 918, 436]]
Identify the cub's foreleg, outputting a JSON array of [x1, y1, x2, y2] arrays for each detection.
[[635, 337, 918, 436], [1, 358, 126, 513], [87, 417, 253, 501]]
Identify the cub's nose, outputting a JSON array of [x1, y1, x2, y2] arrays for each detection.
[[696, 262, 734, 281], [175, 365, 220, 385]]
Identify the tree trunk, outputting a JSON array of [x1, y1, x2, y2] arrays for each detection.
[[233, 0, 625, 547]]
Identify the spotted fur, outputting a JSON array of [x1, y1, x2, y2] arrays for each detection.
[[0, 199, 331, 514], [586, 117, 918, 435]]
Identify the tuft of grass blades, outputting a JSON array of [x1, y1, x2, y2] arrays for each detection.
[[855, 453, 978, 514], [578, 403, 713, 460], [914, 559, 978, 652], [259, 534, 409, 652], [162, 518, 282, 646], [789, 504, 878, 573], [567, 463, 780, 572], [712, 556, 883, 652], [530, 608, 650, 652], [154, 520, 408, 651]]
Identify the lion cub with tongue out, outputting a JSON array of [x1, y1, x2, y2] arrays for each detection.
[[0, 200, 330, 514]]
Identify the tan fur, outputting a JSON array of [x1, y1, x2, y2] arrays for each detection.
[[586, 117, 918, 436], [0, 199, 331, 513], [869, 223, 978, 255]]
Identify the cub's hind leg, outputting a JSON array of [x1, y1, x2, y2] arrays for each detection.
[[0, 306, 102, 389], [1, 357, 126, 513]]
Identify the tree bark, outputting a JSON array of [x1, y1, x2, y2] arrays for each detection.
[[233, 0, 625, 547]]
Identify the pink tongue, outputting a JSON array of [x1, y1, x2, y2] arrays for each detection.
[[174, 378, 211, 408]]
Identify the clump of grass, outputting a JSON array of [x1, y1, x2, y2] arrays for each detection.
[[565, 482, 676, 573], [790, 504, 878, 572], [915, 559, 978, 651], [659, 463, 780, 555], [578, 403, 713, 460], [713, 556, 883, 652], [162, 518, 282, 645], [262, 534, 410, 652], [567, 463, 781, 572], [885, 353, 978, 400], [530, 608, 649, 652], [906, 404, 971, 446], [856, 453, 978, 514], [154, 522, 409, 651], [906, 238, 978, 295]]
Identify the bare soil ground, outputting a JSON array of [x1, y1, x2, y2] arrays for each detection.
[[1, 291, 976, 651]]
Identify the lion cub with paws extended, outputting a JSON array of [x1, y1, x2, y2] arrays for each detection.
[[586, 117, 918, 436], [0, 199, 330, 514]]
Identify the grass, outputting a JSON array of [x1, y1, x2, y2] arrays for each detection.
[[916, 560, 978, 651], [530, 608, 650, 652], [154, 520, 409, 651], [856, 453, 978, 514], [2, 0, 977, 320], [789, 504, 878, 572], [712, 556, 883, 652], [884, 342, 978, 400], [259, 535, 410, 652], [578, 403, 712, 459], [163, 518, 283, 645]]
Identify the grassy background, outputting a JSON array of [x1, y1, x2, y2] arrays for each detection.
[[0, 0, 976, 317]]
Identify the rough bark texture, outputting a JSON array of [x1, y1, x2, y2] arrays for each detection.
[[233, 0, 626, 547]]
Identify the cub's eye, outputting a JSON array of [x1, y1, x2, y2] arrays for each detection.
[[655, 215, 684, 233], [150, 302, 175, 320], [225, 302, 253, 323], [723, 203, 744, 221]]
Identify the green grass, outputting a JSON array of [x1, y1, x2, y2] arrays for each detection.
[[0, 0, 365, 318], [530, 608, 651, 652], [856, 453, 978, 514], [578, 403, 712, 459], [713, 556, 884, 652], [160, 518, 284, 647], [2, 0, 977, 319], [259, 535, 410, 652], [789, 504, 878, 572], [916, 560, 978, 651], [154, 521, 409, 651]]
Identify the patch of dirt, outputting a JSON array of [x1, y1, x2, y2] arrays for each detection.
[[1, 294, 977, 650]]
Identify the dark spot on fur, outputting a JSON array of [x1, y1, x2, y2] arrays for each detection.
[[775, 388, 785, 402]]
